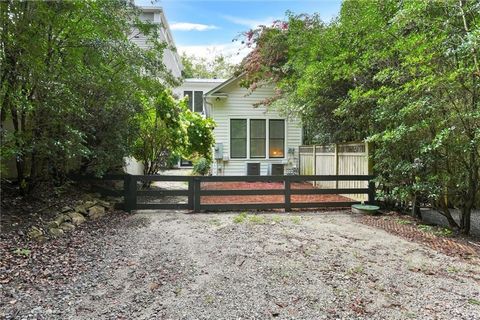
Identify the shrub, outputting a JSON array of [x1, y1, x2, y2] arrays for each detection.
[[192, 157, 211, 176]]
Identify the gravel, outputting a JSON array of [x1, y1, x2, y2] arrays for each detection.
[[1, 210, 480, 319]]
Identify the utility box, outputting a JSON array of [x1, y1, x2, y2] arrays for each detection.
[[214, 143, 224, 160]]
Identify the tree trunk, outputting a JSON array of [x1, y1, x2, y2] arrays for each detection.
[[412, 194, 422, 219]]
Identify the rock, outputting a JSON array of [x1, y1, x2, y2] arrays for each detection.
[[47, 220, 60, 229], [61, 206, 73, 213], [49, 227, 64, 237], [27, 226, 44, 239], [96, 200, 113, 211], [74, 204, 88, 215], [88, 205, 106, 220], [59, 222, 75, 232], [84, 201, 96, 209], [68, 212, 87, 225]]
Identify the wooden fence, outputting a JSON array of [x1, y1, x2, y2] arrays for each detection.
[[299, 142, 372, 201], [75, 174, 375, 213]]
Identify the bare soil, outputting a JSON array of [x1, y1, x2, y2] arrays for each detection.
[[1, 210, 479, 319]]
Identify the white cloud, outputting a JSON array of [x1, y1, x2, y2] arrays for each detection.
[[177, 42, 251, 64], [222, 15, 278, 29], [170, 22, 218, 31]]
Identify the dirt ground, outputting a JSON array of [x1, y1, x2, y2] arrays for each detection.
[[2, 210, 479, 320]]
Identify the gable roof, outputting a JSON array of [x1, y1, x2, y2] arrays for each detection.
[[204, 72, 246, 97]]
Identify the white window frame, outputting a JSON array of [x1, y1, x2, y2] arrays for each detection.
[[183, 90, 204, 113]]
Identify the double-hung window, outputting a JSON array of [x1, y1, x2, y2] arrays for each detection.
[[250, 119, 266, 158], [269, 119, 285, 158], [183, 90, 204, 113], [230, 119, 247, 158]]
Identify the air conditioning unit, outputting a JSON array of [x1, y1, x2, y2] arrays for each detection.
[[268, 163, 285, 176], [246, 163, 260, 175]]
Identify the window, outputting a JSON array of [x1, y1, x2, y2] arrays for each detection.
[[269, 120, 285, 158], [250, 119, 266, 158], [183, 90, 204, 113], [183, 91, 193, 110], [194, 91, 203, 112], [230, 119, 247, 158]]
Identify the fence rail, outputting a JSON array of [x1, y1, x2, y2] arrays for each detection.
[[73, 174, 375, 213]]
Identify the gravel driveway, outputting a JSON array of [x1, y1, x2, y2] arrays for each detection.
[[2, 211, 480, 319]]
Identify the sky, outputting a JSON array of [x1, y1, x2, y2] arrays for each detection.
[[136, 0, 342, 63]]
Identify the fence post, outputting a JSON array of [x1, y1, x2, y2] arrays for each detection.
[[188, 177, 194, 210], [284, 176, 291, 212], [123, 174, 137, 212], [368, 180, 376, 204], [334, 143, 339, 189], [193, 177, 201, 213]]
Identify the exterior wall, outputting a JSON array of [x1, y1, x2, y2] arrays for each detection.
[[208, 79, 303, 176], [174, 79, 226, 108], [130, 7, 182, 78]]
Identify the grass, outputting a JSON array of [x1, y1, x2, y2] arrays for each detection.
[[232, 213, 303, 225], [233, 212, 248, 224], [468, 298, 480, 306], [418, 224, 453, 237], [13, 248, 31, 257], [396, 218, 413, 225], [248, 215, 267, 224], [271, 215, 283, 223], [290, 216, 302, 224]]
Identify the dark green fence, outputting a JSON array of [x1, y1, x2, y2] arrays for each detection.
[[74, 174, 375, 213]]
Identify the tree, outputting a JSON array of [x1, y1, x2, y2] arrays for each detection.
[[0, 1, 177, 192], [181, 53, 235, 79], [239, 0, 480, 234], [132, 90, 215, 182]]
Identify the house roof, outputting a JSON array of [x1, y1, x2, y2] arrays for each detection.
[[184, 78, 227, 83], [204, 72, 246, 97]]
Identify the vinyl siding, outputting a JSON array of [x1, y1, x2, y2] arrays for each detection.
[[209, 79, 302, 175]]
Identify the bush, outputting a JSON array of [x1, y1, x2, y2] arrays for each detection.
[[192, 157, 211, 176]]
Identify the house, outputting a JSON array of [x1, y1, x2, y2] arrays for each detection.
[[173, 79, 226, 166], [124, 6, 184, 175], [174, 78, 226, 114], [204, 75, 303, 176], [130, 6, 183, 78]]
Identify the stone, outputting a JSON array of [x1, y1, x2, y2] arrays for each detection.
[[59, 222, 75, 232], [61, 206, 73, 213], [74, 204, 88, 215], [88, 205, 106, 220], [47, 220, 60, 229], [84, 201, 96, 209], [68, 212, 87, 225], [96, 200, 111, 209], [49, 227, 64, 237], [27, 226, 43, 239]]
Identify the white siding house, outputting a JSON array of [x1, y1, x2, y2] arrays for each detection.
[[124, 6, 183, 174], [174, 79, 226, 114], [205, 75, 303, 176], [130, 6, 183, 78]]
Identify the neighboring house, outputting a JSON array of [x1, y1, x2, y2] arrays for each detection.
[[130, 6, 183, 78], [174, 79, 226, 166], [125, 6, 184, 175], [205, 75, 303, 176]]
